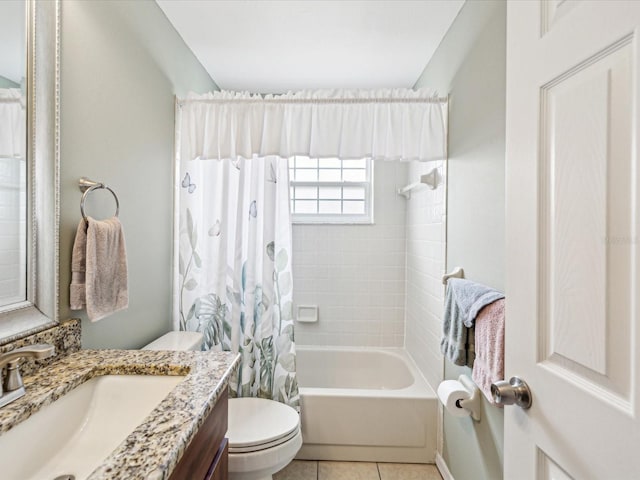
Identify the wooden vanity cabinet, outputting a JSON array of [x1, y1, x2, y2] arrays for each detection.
[[169, 386, 229, 480]]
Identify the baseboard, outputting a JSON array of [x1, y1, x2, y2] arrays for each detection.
[[296, 443, 434, 464], [436, 452, 454, 480]]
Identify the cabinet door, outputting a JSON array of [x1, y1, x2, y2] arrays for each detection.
[[205, 438, 228, 480], [169, 387, 228, 480]]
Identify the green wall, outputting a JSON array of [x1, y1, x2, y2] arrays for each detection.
[[414, 1, 507, 479], [59, 0, 217, 349]]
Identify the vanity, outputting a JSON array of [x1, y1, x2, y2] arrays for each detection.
[[0, 345, 239, 480], [169, 386, 229, 480]]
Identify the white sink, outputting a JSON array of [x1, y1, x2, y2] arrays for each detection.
[[0, 374, 185, 480]]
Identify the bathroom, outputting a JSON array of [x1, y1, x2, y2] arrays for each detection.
[[0, 1, 636, 479]]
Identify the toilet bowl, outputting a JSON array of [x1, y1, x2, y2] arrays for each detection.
[[227, 397, 302, 480], [143, 331, 301, 480]]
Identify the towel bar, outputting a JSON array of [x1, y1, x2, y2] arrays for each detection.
[[78, 177, 120, 221], [397, 168, 441, 199], [442, 266, 464, 285]]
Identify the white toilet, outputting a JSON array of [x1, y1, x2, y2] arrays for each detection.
[[142, 331, 204, 351], [227, 397, 302, 480], [144, 331, 302, 480]]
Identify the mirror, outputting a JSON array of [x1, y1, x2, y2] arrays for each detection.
[[0, 0, 60, 344], [0, 1, 27, 309]]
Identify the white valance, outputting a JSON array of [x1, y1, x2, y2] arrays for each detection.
[[178, 89, 447, 162]]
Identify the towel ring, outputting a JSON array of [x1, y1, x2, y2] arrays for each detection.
[[79, 178, 120, 221]]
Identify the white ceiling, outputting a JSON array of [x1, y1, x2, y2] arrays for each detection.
[[156, 0, 464, 94]]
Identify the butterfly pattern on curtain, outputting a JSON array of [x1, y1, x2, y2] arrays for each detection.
[[181, 172, 196, 193], [176, 156, 299, 408]]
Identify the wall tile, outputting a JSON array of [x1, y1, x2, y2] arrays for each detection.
[[292, 157, 446, 381], [292, 160, 407, 347], [405, 160, 446, 389]]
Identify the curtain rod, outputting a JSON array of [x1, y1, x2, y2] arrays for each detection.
[[0, 98, 23, 104], [178, 96, 448, 107]]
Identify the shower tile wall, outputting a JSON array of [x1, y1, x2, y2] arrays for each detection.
[[0, 157, 26, 305], [292, 160, 407, 347], [404, 160, 446, 389]]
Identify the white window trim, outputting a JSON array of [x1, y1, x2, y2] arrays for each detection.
[[290, 158, 374, 225]]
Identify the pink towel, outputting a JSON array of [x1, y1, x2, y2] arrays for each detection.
[[70, 216, 128, 322], [472, 298, 505, 405], [70, 220, 88, 311]]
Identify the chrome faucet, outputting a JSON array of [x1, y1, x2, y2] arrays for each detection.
[[0, 344, 55, 408]]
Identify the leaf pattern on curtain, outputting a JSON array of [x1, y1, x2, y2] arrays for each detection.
[[176, 157, 298, 409]]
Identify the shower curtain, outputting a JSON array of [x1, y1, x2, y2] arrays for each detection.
[[175, 88, 448, 410], [177, 155, 298, 408]]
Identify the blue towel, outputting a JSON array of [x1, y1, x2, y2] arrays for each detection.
[[449, 278, 505, 328], [440, 278, 504, 367], [441, 284, 474, 367]]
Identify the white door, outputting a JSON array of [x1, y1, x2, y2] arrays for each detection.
[[505, 1, 640, 479]]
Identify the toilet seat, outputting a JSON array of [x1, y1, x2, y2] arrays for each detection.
[[227, 397, 300, 454], [229, 428, 300, 453]]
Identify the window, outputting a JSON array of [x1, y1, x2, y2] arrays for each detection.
[[289, 156, 373, 224]]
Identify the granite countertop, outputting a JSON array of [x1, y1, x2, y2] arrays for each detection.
[[0, 349, 240, 480]]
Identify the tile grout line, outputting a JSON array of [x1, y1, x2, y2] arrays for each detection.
[[376, 462, 382, 480]]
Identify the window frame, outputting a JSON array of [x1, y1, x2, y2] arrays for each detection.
[[289, 156, 374, 225]]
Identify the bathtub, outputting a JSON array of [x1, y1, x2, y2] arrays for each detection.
[[295, 346, 438, 463]]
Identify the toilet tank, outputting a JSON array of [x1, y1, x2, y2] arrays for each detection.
[[143, 331, 204, 351]]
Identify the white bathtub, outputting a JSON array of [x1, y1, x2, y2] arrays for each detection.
[[295, 346, 437, 463]]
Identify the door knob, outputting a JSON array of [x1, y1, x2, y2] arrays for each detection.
[[490, 376, 532, 409]]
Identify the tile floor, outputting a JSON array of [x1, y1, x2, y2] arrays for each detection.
[[274, 460, 443, 480]]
